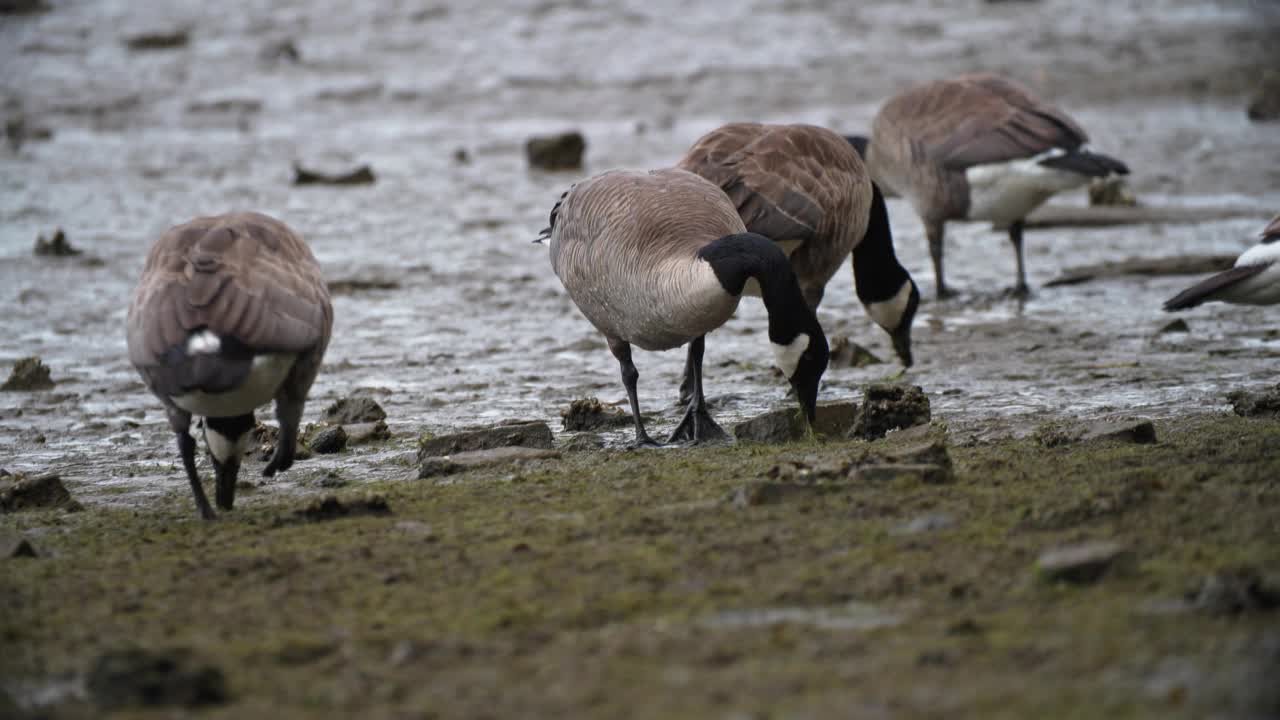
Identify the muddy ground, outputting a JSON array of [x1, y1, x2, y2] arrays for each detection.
[[2, 0, 1280, 717]]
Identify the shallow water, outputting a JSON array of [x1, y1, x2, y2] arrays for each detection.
[[2, 0, 1278, 506]]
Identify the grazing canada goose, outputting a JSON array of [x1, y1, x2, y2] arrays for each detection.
[[678, 122, 919, 369], [538, 168, 830, 446], [127, 212, 333, 519], [847, 73, 1129, 298], [1164, 215, 1280, 310]]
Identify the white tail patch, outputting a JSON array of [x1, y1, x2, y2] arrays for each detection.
[[187, 330, 222, 355], [771, 333, 810, 379]]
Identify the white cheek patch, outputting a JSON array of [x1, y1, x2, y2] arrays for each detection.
[[771, 333, 810, 379], [205, 426, 249, 465], [865, 282, 913, 333], [186, 330, 221, 355]]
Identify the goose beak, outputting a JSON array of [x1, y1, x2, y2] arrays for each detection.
[[534, 227, 552, 244], [891, 325, 913, 369], [790, 373, 820, 427]]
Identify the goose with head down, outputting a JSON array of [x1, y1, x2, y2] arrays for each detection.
[[1164, 215, 1280, 311], [127, 212, 332, 519], [539, 168, 829, 446]]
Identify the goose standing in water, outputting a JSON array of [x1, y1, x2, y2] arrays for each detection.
[[539, 168, 830, 446], [678, 122, 919, 369], [1164, 215, 1280, 310], [847, 73, 1129, 298], [127, 212, 333, 519]]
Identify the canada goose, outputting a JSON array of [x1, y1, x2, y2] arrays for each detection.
[[127, 212, 333, 519], [678, 122, 919, 369], [1164, 215, 1280, 310], [538, 168, 830, 446], [847, 73, 1129, 298]]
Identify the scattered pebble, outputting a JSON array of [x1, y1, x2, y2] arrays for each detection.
[[1036, 541, 1130, 584], [829, 336, 883, 368], [417, 420, 554, 459], [291, 494, 391, 522], [309, 425, 348, 454], [525, 131, 585, 171], [125, 29, 191, 51], [323, 396, 387, 425], [0, 473, 80, 512], [560, 397, 630, 431], [1226, 384, 1280, 418], [1157, 318, 1190, 335], [852, 384, 931, 440], [33, 228, 80, 257], [1, 356, 55, 391], [292, 163, 375, 186], [86, 648, 227, 709], [1186, 568, 1279, 616]]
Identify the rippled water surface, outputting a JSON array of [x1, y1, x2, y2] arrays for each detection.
[[2, 0, 1278, 506]]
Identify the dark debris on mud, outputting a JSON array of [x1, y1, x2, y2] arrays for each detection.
[[87, 648, 228, 709], [418, 420, 554, 459], [32, 229, 80, 257], [560, 397, 630, 431], [287, 494, 392, 523], [1, 356, 55, 391], [0, 473, 80, 512], [292, 163, 376, 186], [1227, 384, 1280, 418], [525, 131, 585, 170], [324, 396, 387, 425]]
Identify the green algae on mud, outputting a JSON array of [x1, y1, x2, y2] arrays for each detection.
[[3, 413, 1279, 719]]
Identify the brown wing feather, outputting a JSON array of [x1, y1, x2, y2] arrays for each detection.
[[1163, 264, 1269, 311], [885, 74, 1090, 171], [127, 212, 333, 369]]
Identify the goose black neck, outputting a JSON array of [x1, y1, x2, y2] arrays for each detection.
[[852, 183, 911, 304], [698, 232, 820, 344], [844, 135, 869, 160]]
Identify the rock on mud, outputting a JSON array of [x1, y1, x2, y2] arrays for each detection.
[[292, 163, 375, 186], [259, 38, 300, 64], [1036, 418, 1156, 447], [852, 384, 931, 440], [125, 29, 191, 51], [417, 420, 554, 459], [418, 446, 561, 480], [561, 397, 630, 431], [344, 420, 390, 445], [1036, 541, 1131, 584], [829, 336, 883, 368], [309, 425, 348, 454], [87, 648, 228, 709], [250, 423, 313, 462], [525, 131, 586, 170], [1, 356, 55, 391], [733, 401, 859, 443], [1247, 72, 1280, 123], [323, 396, 387, 425], [1, 530, 39, 558], [291, 494, 391, 522], [1226, 384, 1280, 418], [33, 229, 80, 256], [1157, 318, 1190, 335], [0, 473, 80, 512], [560, 432, 604, 452], [1186, 568, 1280, 616]]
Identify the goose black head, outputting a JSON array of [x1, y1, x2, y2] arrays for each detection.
[[772, 323, 829, 425], [866, 277, 919, 368]]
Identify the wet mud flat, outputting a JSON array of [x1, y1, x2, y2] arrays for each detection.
[[4, 412, 1280, 719]]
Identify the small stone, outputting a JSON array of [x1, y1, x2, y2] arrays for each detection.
[[852, 464, 951, 485], [1088, 176, 1137, 207], [260, 38, 300, 63], [829, 336, 883, 368], [1247, 71, 1280, 123], [0, 473, 80, 512], [1081, 418, 1156, 444], [1, 530, 38, 558], [417, 420, 554, 459], [125, 29, 191, 51], [1036, 541, 1130, 584], [733, 401, 860, 443], [1157, 318, 1190, 334], [851, 384, 931, 440], [891, 513, 957, 536], [560, 432, 605, 452], [1226, 384, 1280, 418], [33, 228, 80, 256], [344, 421, 391, 445], [560, 397, 630, 431], [885, 438, 953, 470], [417, 457, 464, 479], [292, 163, 376, 186], [87, 648, 228, 709], [525, 131, 586, 171], [323, 396, 387, 424], [292, 494, 391, 522], [1186, 569, 1280, 616], [453, 147, 470, 164], [1, 356, 55, 391], [309, 425, 348, 454]]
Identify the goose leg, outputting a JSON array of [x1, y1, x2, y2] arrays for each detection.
[[608, 337, 658, 448], [1007, 220, 1030, 298], [669, 336, 728, 445], [677, 346, 695, 408], [264, 399, 303, 477], [926, 220, 953, 299], [177, 430, 216, 520]]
